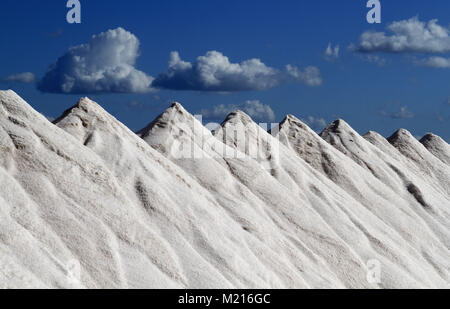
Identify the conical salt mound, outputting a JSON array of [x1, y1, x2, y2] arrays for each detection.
[[420, 133, 450, 165]]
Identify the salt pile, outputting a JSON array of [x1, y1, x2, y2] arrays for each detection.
[[0, 90, 449, 288]]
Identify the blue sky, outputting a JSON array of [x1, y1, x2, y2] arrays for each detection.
[[0, 0, 449, 140]]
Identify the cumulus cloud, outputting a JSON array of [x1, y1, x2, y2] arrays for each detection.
[[324, 43, 340, 60], [200, 100, 276, 122], [152, 51, 322, 91], [38, 28, 154, 94], [381, 106, 415, 119], [356, 17, 450, 54], [2, 72, 36, 83], [418, 56, 450, 68]]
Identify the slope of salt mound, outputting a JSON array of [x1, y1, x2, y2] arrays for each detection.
[[320, 119, 374, 166], [321, 120, 450, 199], [387, 129, 450, 196], [419, 133, 450, 166], [273, 114, 450, 285], [139, 105, 381, 288], [214, 110, 450, 288], [278, 116, 398, 193], [276, 115, 359, 179], [322, 121, 450, 220], [138, 102, 206, 157], [0, 90, 181, 288], [137, 102, 234, 165], [365, 130, 450, 201]]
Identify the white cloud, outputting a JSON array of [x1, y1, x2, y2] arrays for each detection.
[[393, 106, 415, 119], [200, 100, 276, 122], [418, 56, 450, 68], [302, 116, 327, 132], [2, 72, 36, 83], [152, 51, 322, 91], [38, 28, 154, 94], [285, 65, 323, 86], [324, 43, 340, 60], [356, 17, 450, 54], [381, 105, 415, 119], [365, 55, 388, 66], [153, 51, 278, 91]]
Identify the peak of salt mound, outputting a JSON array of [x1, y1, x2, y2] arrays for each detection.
[[0, 89, 18, 99], [363, 131, 382, 139], [420, 133, 440, 143], [137, 102, 216, 159], [214, 108, 282, 163], [275, 113, 348, 169], [0, 89, 29, 111], [387, 129, 450, 191], [167, 101, 191, 115], [319, 119, 368, 153], [363, 130, 387, 143], [0, 89, 26, 103], [320, 119, 354, 136], [137, 101, 195, 139], [278, 114, 312, 132], [77, 97, 103, 110], [420, 133, 448, 148], [215, 109, 265, 139], [53, 97, 107, 123], [420, 133, 450, 165], [220, 110, 254, 127], [363, 130, 393, 149], [54, 96, 135, 146], [387, 129, 414, 144], [386, 128, 428, 154], [0, 90, 51, 124]]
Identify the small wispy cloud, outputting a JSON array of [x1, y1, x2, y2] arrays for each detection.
[[381, 105, 415, 119], [302, 116, 328, 132], [324, 43, 340, 61], [365, 55, 388, 66], [2, 72, 36, 84], [285, 65, 323, 87], [418, 56, 450, 68]]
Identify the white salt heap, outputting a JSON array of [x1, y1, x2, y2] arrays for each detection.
[[419, 133, 450, 166], [0, 90, 449, 289]]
